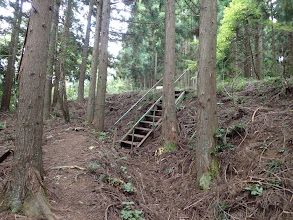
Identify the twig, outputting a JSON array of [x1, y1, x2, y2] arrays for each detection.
[[236, 129, 248, 148], [217, 203, 242, 220], [138, 172, 146, 203], [283, 211, 293, 214], [252, 107, 262, 122], [51, 165, 85, 170], [224, 165, 228, 183], [183, 195, 207, 210], [105, 204, 115, 220], [14, 214, 30, 219]]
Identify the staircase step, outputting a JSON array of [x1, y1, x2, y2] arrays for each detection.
[[130, 133, 145, 138], [145, 115, 161, 121], [140, 120, 156, 124], [134, 127, 152, 135], [121, 140, 140, 148], [126, 133, 145, 142], [120, 89, 186, 149], [134, 126, 151, 131]]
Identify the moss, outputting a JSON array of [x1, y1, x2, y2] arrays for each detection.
[[210, 158, 220, 179], [199, 158, 220, 191], [22, 189, 55, 220], [199, 173, 212, 191], [164, 143, 177, 152], [0, 193, 9, 212]]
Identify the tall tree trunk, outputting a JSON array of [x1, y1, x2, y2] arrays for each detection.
[[154, 51, 158, 83], [52, 50, 60, 107], [288, 32, 293, 76], [93, 0, 110, 131], [194, 0, 219, 191], [58, 0, 72, 123], [244, 26, 252, 78], [270, 0, 276, 71], [3, 1, 55, 218], [162, 0, 178, 147], [78, 0, 94, 103], [254, 24, 261, 80], [259, 28, 263, 77], [1, 0, 23, 111], [234, 30, 240, 77], [87, 0, 103, 123], [44, 0, 60, 119]]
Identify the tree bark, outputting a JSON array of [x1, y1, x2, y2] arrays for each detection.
[[243, 26, 252, 78], [162, 0, 178, 147], [3, 1, 55, 218], [93, 0, 111, 131], [254, 24, 261, 80], [78, 0, 94, 103], [270, 0, 276, 71], [154, 51, 158, 83], [58, 0, 72, 123], [234, 30, 240, 77], [87, 0, 103, 123], [288, 32, 293, 76], [194, 0, 219, 191], [44, 0, 60, 119], [1, 0, 23, 111]]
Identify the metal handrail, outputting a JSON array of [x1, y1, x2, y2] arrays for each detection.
[[114, 68, 190, 126], [175, 68, 189, 84], [114, 77, 163, 125]]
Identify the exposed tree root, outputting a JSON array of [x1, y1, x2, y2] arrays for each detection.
[[23, 189, 58, 220], [51, 165, 85, 170]]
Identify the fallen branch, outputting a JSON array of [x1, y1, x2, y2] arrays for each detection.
[[236, 129, 248, 148], [105, 204, 117, 220], [252, 107, 262, 122], [0, 150, 14, 163], [51, 166, 85, 170], [183, 195, 207, 210]]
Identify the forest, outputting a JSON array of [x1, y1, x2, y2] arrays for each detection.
[[0, 0, 293, 219]]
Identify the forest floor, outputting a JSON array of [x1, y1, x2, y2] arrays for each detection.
[[1, 78, 293, 220]]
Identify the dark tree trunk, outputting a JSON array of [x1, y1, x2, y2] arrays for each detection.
[[2, 1, 56, 218], [1, 0, 23, 111], [162, 0, 178, 147], [234, 30, 240, 76], [78, 0, 94, 103], [44, 0, 60, 119], [194, 0, 219, 191], [270, 0, 276, 71], [87, 0, 103, 123], [57, 0, 72, 123], [93, 0, 111, 131], [288, 32, 293, 76], [254, 25, 261, 80], [244, 26, 252, 78]]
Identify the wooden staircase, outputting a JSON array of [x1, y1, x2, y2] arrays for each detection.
[[120, 90, 186, 148]]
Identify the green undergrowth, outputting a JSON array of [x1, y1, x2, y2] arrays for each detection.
[[216, 76, 289, 95], [87, 149, 145, 218], [164, 143, 177, 152], [121, 201, 144, 220]]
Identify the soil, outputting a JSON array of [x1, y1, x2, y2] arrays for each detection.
[[0, 79, 293, 220]]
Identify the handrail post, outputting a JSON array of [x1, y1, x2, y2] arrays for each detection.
[[113, 127, 118, 147]]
